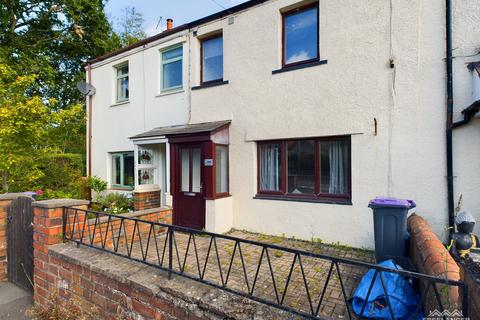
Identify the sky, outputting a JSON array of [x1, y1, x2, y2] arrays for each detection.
[[105, 0, 249, 36]]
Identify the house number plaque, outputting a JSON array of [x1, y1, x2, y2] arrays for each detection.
[[204, 159, 213, 166]]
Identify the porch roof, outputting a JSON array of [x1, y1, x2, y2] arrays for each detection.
[[129, 120, 231, 140]]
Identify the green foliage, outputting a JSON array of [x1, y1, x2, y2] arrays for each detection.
[[92, 192, 134, 215], [86, 175, 108, 194], [0, 61, 52, 192], [1, 0, 122, 106], [35, 153, 84, 199]]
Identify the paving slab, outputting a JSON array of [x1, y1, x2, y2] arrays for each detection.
[[0, 283, 32, 320]]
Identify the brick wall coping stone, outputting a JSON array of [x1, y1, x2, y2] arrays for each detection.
[[33, 199, 90, 208], [0, 193, 34, 200], [49, 243, 294, 319]]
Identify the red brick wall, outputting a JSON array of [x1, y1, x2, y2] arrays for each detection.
[[134, 190, 161, 211], [35, 253, 208, 320], [407, 214, 461, 311], [0, 200, 10, 283]]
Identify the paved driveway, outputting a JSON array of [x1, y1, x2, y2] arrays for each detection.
[[0, 283, 32, 320]]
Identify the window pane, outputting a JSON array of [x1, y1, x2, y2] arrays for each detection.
[[259, 143, 282, 191], [285, 7, 318, 64], [203, 36, 223, 82], [162, 59, 182, 89], [287, 140, 315, 194], [181, 149, 190, 192], [162, 47, 182, 60], [216, 146, 228, 193], [320, 140, 349, 194], [123, 153, 135, 186], [192, 148, 201, 193], [138, 148, 154, 165], [117, 65, 128, 76], [113, 156, 121, 185], [117, 77, 129, 101], [138, 169, 155, 185]]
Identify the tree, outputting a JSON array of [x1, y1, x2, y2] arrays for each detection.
[[117, 6, 147, 47], [0, 0, 122, 108], [0, 60, 52, 191]]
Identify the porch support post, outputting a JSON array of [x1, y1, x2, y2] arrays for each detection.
[[203, 141, 216, 199]]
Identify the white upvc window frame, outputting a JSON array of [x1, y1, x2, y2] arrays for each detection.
[[115, 62, 129, 103], [111, 151, 134, 190], [160, 45, 183, 92]]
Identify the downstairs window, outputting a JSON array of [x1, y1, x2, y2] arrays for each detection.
[[257, 137, 351, 202], [111, 152, 134, 189]]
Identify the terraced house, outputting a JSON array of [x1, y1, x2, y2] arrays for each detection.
[[86, 0, 480, 248]]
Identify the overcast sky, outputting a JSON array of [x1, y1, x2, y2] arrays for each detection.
[[106, 0, 249, 36]]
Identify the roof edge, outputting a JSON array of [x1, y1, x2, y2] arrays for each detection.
[[85, 0, 269, 67]]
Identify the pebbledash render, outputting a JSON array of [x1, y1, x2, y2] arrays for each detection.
[[86, 0, 480, 248]]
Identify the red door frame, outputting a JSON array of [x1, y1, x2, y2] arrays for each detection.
[[171, 142, 206, 229]]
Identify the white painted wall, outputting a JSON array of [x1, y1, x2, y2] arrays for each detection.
[[187, 0, 480, 248], [88, 32, 191, 193], [88, 0, 480, 249], [206, 197, 234, 233]]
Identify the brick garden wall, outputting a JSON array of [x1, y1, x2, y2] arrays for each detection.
[[32, 199, 288, 320], [407, 214, 461, 312], [134, 190, 161, 211]]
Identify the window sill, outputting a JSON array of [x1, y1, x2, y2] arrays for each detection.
[[156, 88, 184, 97], [272, 59, 328, 75], [110, 100, 130, 107], [253, 194, 351, 205], [109, 187, 134, 192], [192, 80, 229, 91]]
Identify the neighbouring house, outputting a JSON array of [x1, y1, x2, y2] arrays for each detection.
[[86, 0, 480, 248]]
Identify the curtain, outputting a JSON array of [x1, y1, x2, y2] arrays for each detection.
[[260, 144, 281, 191], [328, 141, 347, 194]]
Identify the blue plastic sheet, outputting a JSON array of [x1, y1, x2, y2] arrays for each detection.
[[352, 259, 421, 319]]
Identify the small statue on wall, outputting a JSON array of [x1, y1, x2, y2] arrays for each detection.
[[449, 211, 479, 258]]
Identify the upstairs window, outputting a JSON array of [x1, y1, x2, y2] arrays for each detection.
[[257, 136, 351, 203], [283, 4, 319, 67], [115, 63, 129, 102], [161, 46, 183, 91], [111, 152, 134, 189], [201, 35, 223, 83]]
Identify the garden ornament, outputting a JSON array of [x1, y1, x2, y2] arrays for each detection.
[[449, 211, 479, 258]]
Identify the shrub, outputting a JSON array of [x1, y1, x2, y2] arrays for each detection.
[[95, 192, 134, 214], [86, 175, 108, 194], [35, 153, 83, 199]]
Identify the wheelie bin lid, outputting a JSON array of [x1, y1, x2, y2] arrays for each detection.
[[368, 197, 416, 209]]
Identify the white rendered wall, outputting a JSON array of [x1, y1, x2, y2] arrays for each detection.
[[187, 0, 480, 248], [88, 32, 190, 191]]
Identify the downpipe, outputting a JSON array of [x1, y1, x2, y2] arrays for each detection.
[[445, 0, 455, 236]]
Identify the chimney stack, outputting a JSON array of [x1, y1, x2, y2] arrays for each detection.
[[167, 18, 173, 30]]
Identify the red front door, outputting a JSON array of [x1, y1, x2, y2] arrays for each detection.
[[173, 144, 205, 229]]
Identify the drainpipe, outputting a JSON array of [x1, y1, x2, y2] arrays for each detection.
[[87, 63, 93, 177], [445, 0, 455, 235]]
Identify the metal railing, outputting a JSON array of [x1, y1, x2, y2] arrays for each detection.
[[62, 207, 468, 319]]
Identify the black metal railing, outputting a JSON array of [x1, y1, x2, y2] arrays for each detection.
[[62, 207, 468, 319]]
